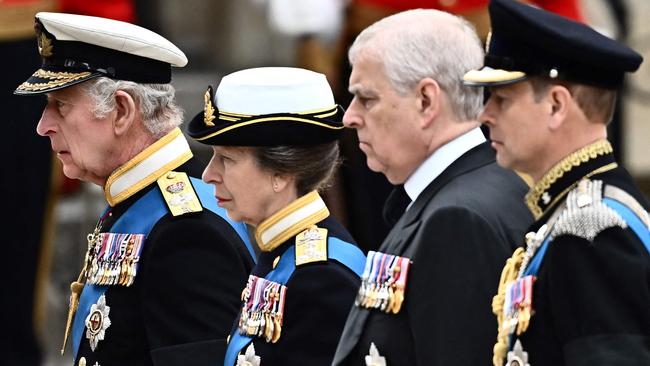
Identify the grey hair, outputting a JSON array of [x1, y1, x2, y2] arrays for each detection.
[[252, 142, 340, 196], [348, 9, 484, 121], [84, 77, 183, 138]]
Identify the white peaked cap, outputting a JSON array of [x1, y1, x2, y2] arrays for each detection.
[[37, 12, 187, 67]]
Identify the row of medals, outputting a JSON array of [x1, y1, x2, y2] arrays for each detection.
[[503, 275, 534, 336], [502, 226, 547, 338], [86, 232, 145, 287], [239, 275, 287, 343], [355, 251, 411, 314]]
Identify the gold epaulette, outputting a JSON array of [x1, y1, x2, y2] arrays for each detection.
[[295, 226, 328, 266], [156, 171, 203, 216]]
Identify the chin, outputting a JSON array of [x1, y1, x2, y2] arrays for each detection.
[[365, 157, 384, 174], [495, 153, 514, 170], [226, 210, 241, 222], [62, 166, 83, 181]]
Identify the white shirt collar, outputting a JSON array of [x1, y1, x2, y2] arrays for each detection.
[[404, 127, 486, 206]]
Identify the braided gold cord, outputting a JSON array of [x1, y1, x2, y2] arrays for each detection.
[[492, 247, 525, 366]]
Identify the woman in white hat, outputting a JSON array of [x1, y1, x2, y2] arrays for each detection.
[[188, 67, 366, 366]]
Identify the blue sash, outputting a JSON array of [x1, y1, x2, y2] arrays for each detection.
[[223, 238, 365, 366], [72, 177, 253, 360]]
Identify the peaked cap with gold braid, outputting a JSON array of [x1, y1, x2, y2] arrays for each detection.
[[187, 67, 345, 146], [15, 12, 187, 95]]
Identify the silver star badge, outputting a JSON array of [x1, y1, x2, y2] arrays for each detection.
[[85, 294, 111, 351], [236, 343, 261, 366], [365, 342, 386, 366], [506, 339, 530, 366]]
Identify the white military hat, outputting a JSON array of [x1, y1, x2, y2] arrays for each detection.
[[187, 67, 345, 146], [15, 12, 187, 95]]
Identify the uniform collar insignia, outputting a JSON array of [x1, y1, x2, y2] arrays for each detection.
[[104, 128, 193, 206], [255, 191, 329, 252], [525, 139, 617, 219]]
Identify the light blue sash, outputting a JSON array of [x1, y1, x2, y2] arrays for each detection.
[[72, 178, 253, 360], [223, 238, 365, 366]]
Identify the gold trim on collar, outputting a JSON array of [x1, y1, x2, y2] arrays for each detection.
[[255, 191, 330, 252], [525, 139, 614, 219], [104, 128, 192, 206]]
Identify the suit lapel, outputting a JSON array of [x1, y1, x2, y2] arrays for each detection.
[[332, 142, 496, 365], [402, 142, 495, 227]]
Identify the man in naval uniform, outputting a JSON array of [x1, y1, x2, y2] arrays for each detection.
[[331, 9, 533, 366], [463, 0, 650, 365], [14, 12, 256, 366]]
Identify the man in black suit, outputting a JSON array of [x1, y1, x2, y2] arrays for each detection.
[[331, 8, 533, 366], [463, 1, 650, 365], [14, 12, 255, 366]]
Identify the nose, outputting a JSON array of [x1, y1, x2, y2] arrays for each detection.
[[36, 102, 57, 136], [342, 98, 362, 129], [478, 98, 495, 128], [202, 155, 224, 185]]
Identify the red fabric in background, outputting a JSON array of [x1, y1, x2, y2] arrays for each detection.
[[355, 0, 583, 21], [59, 0, 135, 23]]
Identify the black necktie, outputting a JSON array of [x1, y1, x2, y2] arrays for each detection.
[[382, 185, 411, 227]]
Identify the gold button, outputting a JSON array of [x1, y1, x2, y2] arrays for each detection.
[[79, 357, 87, 366], [166, 172, 176, 179]]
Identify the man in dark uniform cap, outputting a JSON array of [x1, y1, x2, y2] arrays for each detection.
[[14, 12, 255, 366], [463, 0, 650, 365]]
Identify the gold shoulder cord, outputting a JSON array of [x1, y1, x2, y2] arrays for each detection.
[[61, 220, 104, 354], [492, 247, 525, 366]]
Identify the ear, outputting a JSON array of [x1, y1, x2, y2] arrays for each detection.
[[112, 90, 137, 136], [547, 85, 571, 130], [416, 77, 441, 128], [272, 173, 293, 193]]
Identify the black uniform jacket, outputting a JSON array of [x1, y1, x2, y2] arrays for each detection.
[[72, 130, 254, 366], [226, 191, 363, 366], [332, 141, 533, 366], [512, 140, 650, 366]]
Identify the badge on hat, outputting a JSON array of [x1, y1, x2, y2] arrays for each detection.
[[37, 31, 53, 58], [85, 295, 111, 351], [204, 86, 216, 127]]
